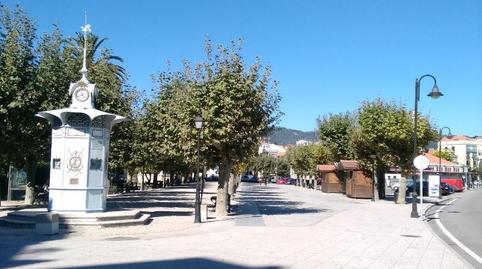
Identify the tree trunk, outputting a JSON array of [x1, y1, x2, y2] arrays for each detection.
[[216, 160, 232, 218], [140, 173, 144, 190], [24, 158, 37, 205], [228, 172, 238, 204], [397, 176, 408, 204], [378, 170, 385, 199]]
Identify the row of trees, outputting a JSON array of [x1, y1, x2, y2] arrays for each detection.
[[254, 99, 438, 202], [133, 40, 281, 216], [0, 5, 137, 203], [0, 5, 282, 216], [0, 5, 449, 211], [315, 99, 438, 202]]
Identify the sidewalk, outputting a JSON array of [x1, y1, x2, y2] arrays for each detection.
[[0, 183, 474, 269]]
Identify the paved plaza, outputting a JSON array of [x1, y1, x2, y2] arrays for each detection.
[[0, 182, 475, 269]]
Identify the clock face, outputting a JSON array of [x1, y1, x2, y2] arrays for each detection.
[[75, 87, 89, 102]]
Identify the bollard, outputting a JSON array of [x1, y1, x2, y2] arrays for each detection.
[[36, 213, 59, 235], [410, 193, 419, 218]]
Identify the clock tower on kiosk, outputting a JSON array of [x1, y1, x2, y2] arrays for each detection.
[[36, 19, 127, 212]]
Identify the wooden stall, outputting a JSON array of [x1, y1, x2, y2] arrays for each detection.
[[338, 160, 373, 199], [316, 164, 343, 193]]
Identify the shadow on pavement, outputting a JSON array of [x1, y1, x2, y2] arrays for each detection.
[[56, 258, 281, 269], [106, 186, 198, 218], [0, 229, 67, 268], [235, 188, 327, 216]]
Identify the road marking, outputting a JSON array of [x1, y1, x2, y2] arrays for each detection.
[[434, 198, 482, 265]]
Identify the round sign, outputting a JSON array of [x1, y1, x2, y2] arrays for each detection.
[[413, 155, 429, 170]]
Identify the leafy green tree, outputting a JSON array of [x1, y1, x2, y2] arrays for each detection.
[[151, 39, 281, 217], [432, 149, 456, 162], [286, 143, 332, 183], [0, 5, 134, 203], [249, 154, 277, 177], [351, 99, 437, 202], [317, 112, 356, 161], [277, 157, 290, 177], [308, 143, 334, 173], [0, 5, 41, 203]]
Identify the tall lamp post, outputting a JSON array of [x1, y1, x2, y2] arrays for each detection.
[[194, 115, 204, 223], [410, 74, 443, 218], [438, 127, 452, 199]]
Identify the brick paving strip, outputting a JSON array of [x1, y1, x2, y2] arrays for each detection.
[[0, 182, 474, 269]]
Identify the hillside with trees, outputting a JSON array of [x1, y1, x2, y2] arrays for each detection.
[[268, 127, 317, 145]]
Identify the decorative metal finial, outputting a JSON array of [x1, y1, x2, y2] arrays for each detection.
[[80, 12, 91, 81]]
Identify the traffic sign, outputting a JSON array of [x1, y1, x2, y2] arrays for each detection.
[[413, 155, 429, 170]]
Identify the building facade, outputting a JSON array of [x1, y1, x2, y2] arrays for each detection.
[[440, 135, 481, 172]]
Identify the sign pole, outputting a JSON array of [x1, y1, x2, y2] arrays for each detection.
[[419, 166, 423, 206], [413, 155, 429, 212]]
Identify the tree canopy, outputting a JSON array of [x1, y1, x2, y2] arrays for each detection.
[[0, 5, 137, 203], [317, 112, 356, 161], [144, 39, 282, 216]]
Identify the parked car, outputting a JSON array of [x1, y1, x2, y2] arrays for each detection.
[[276, 177, 288, 184], [267, 175, 279, 183], [241, 174, 258, 183], [206, 175, 218, 181], [395, 181, 455, 197], [394, 181, 428, 196], [440, 182, 455, 195], [287, 178, 298, 185], [441, 178, 464, 192]]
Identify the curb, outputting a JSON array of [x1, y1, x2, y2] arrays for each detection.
[[422, 197, 454, 217]]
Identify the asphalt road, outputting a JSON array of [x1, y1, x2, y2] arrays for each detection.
[[426, 189, 482, 268]]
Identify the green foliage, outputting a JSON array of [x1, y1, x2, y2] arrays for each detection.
[[145, 39, 281, 216], [0, 5, 137, 203], [432, 149, 456, 162], [286, 143, 332, 178], [148, 39, 282, 168], [248, 154, 276, 176], [276, 157, 290, 177], [317, 112, 356, 161], [0, 4, 38, 165], [352, 99, 437, 172]]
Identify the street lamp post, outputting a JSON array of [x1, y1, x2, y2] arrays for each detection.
[[410, 74, 443, 218], [194, 115, 203, 223], [438, 127, 452, 199]]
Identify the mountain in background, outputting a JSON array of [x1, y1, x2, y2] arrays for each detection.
[[267, 127, 318, 145]]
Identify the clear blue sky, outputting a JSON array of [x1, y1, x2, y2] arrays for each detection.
[[4, 0, 482, 135]]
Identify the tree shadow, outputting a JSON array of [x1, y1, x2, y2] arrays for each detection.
[[106, 186, 202, 218], [0, 227, 67, 268], [234, 188, 327, 216], [56, 258, 281, 269]]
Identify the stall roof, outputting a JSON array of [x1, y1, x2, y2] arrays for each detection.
[[316, 164, 337, 172], [337, 160, 359, 170]]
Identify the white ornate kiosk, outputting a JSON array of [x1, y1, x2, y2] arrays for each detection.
[[36, 22, 127, 212]]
